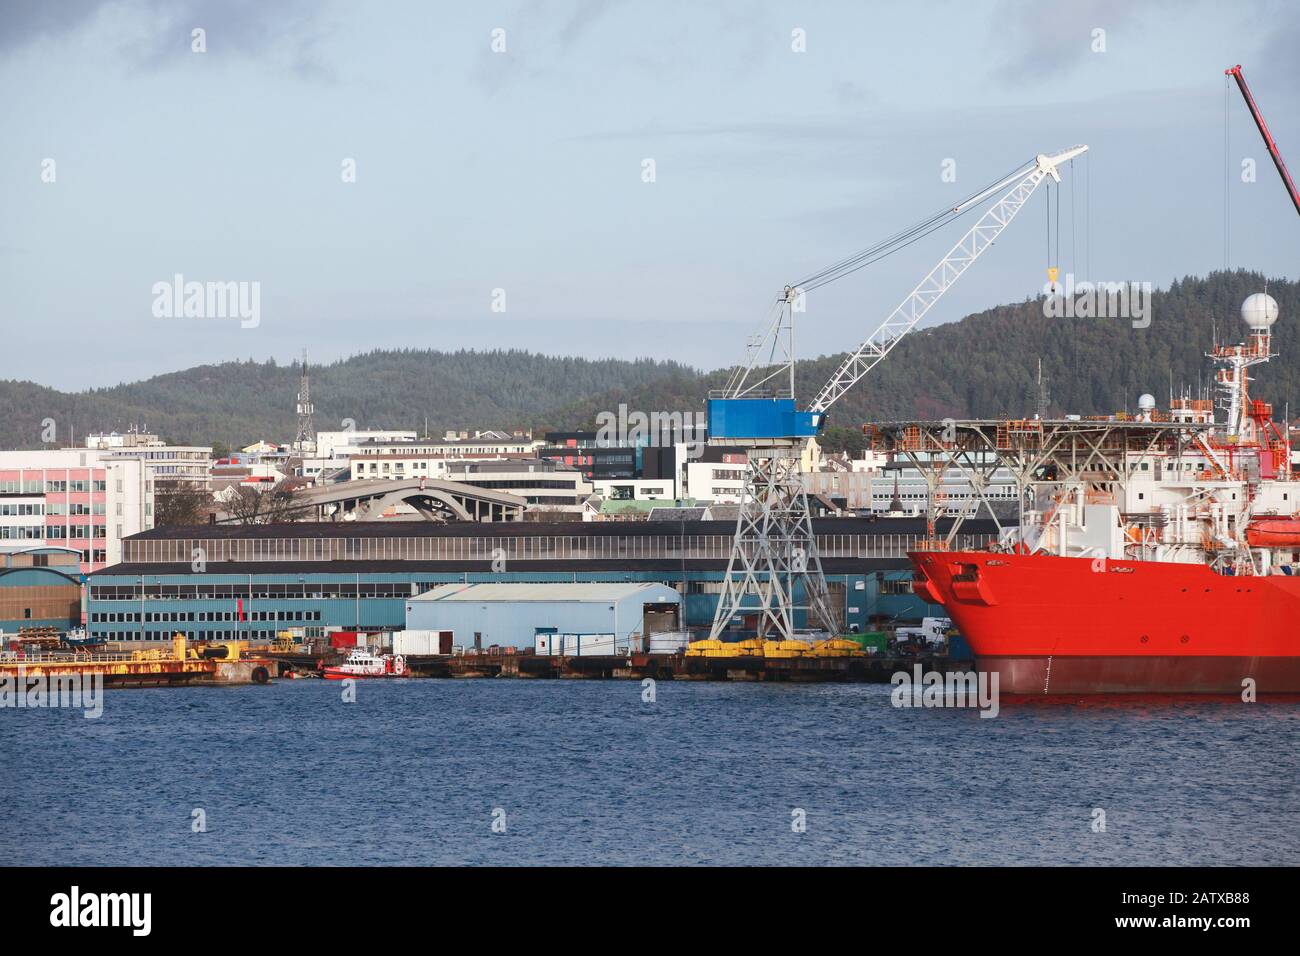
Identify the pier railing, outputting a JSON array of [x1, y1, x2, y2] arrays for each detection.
[[2, 652, 170, 665]]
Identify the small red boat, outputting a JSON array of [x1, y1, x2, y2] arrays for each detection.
[[323, 649, 409, 680]]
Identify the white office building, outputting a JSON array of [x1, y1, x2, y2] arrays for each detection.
[[314, 429, 418, 460]]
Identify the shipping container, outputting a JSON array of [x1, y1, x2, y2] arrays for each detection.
[[534, 632, 621, 656], [392, 629, 454, 656], [563, 633, 617, 656], [407, 582, 680, 649], [847, 631, 889, 654], [647, 631, 690, 654]]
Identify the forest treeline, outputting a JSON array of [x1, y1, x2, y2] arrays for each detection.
[[2, 272, 1293, 453]]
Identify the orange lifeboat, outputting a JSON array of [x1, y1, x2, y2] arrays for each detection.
[[1246, 518, 1300, 548]]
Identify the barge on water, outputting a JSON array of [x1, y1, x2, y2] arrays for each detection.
[[0, 634, 274, 688], [401, 649, 968, 682]]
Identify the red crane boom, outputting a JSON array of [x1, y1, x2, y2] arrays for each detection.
[[1226, 64, 1300, 217]]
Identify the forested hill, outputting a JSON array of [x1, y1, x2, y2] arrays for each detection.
[[1, 272, 1295, 451], [541, 271, 1300, 434], [0, 351, 701, 451]]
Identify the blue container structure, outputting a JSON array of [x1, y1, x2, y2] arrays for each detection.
[[706, 397, 823, 442]]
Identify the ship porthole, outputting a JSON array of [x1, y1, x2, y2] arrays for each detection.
[[1140, 635, 1149, 643], [1180, 635, 1190, 644]]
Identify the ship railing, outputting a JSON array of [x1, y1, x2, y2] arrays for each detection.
[[707, 387, 792, 400], [914, 538, 952, 552], [1, 652, 143, 665]]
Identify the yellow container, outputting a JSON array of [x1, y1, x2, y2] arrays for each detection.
[[810, 638, 866, 658], [685, 638, 725, 657], [763, 640, 809, 658]]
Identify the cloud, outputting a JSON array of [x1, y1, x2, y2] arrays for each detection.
[[0, 0, 115, 56], [1257, 1, 1300, 88], [467, 0, 631, 94], [0, 0, 339, 81], [990, 0, 1147, 83]]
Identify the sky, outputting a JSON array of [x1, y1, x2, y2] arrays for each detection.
[[2, 0, 1299, 390]]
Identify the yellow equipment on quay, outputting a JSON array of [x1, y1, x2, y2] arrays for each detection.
[[0, 634, 274, 687], [685, 637, 866, 659]]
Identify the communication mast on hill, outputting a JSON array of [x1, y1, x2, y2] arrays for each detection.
[[294, 349, 316, 455], [1034, 357, 1051, 420]]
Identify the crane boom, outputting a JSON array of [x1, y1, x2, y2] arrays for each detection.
[[1226, 64, 1300, 217], [703, 143, 1088, 645], [809, 145, 1087, 414]]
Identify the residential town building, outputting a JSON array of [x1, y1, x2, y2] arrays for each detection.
[[0, 448, 150, 572]]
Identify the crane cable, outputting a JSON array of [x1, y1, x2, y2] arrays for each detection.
[[1055, 173, 1061, 273], [1084, 152, 1091, 280], [788, 158, 1036, 294], [1224, 72, 1231, 269], [1070, 158, 1076, 278], [727, 155, 1045, 392], [1045, 178, 1055, 273], [722, 296, 786, 395]]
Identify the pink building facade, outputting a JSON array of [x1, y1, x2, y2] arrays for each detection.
[[0, 450, 149, 574]]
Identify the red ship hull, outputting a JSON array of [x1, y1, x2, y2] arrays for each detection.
[[909, 550, 1300, 694]]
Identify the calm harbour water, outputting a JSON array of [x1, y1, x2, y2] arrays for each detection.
[[3, 679, 1297, 866]]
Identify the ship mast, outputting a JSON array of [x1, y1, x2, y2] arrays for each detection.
[[1210, 294, 1278, 442]]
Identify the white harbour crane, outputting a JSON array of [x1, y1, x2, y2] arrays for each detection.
[[705, 145, 1089, 641]]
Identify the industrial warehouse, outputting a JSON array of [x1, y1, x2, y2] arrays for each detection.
[[0, 547, 82, 635], [405, 581, 683, 653], [83, 516, 997, 644]]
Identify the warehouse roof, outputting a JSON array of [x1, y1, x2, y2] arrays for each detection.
[[647, 506, 708, 521], [410, 582, 678, 603], [89, 556, 915, 577], [126, 515, 997, 540]]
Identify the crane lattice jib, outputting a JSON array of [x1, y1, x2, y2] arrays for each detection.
[[809, 145, 1087, 414], [1226, 65, 1300, 218]]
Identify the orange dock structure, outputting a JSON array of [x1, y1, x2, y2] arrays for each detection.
[[0, 635, 273, 688]]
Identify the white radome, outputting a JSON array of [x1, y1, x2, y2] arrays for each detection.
[[1241, 292, 1279, 330], [1138, 393, 1156, 412]]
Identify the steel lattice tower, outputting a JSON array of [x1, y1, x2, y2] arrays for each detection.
[[708, 447, 840, 639], [294, 349, 316, 454]]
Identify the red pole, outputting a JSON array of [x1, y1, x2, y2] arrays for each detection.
[[1226, 64, 1300, 217]]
